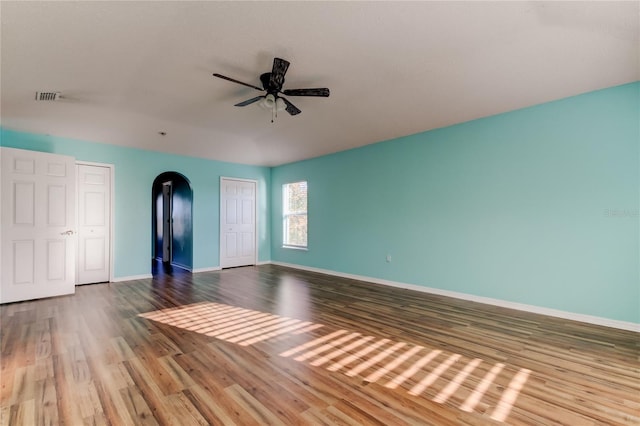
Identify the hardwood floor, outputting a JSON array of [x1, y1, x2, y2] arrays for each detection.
[[1, 264, 638, 425]]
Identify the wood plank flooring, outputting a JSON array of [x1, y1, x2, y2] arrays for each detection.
[[1, 264, 638, 425]]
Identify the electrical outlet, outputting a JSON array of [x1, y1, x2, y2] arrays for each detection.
[[386, 254, 392, 263]]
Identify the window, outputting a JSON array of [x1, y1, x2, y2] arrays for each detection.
[[283, 181, 307, 248]]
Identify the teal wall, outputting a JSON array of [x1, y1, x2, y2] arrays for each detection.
[[0, 130, 271, 278], [2, 83, 637, 324], [271, 82, 640, 324]]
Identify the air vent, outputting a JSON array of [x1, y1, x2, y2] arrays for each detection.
[[35, 92, 61, 101]]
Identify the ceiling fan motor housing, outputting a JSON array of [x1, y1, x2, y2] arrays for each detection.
[[260, 73, 278, 93]]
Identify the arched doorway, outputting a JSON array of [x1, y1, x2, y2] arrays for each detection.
[[152, 172, 193, 273]]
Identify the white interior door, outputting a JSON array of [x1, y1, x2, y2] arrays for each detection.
[[1, 147, 76, 303], [220, 177, 256, 268], [76, 163, 111, 285]]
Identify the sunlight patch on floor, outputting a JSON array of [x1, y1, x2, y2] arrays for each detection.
[[460, 362, 505, 412], [140, 301, 530, 422], [491, 368, 531, 422], [140, 301, 315, 346]]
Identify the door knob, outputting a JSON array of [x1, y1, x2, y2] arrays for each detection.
[[60, 230, 74, 236]]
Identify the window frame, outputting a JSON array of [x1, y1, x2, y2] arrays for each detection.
[[282, 181, 308, 250]]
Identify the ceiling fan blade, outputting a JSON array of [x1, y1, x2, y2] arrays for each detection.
[[282, 88, 330, 97], [281, 97, 301, 116], [234, 96, 264, 107], [213, 73, 264, 91], [269, 58, 290, 91]]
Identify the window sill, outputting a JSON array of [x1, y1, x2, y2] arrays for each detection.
[[283, 245, 308, 251]]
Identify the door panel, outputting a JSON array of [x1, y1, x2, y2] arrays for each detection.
[[241, 232, 253, 256], [242, 199, 253, 223], [226, 234, 237, 258], [220, 178, 256, 268], [84, 238, 105, 270], [85, 192, 104, 225], [14, 181, 35, 224], [226, 199, 237, 224], [162, 182, 172, 262], [48, 185, 67, 225], [76, 164, 111, 285], [169, 179, 193, 270], [13, 240, 35, 284], [1, 148, 76, 303], [47, 240, 66, 280]]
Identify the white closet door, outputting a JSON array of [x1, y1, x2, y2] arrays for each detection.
[[76, 164, 111, 284], [1, 148, 76, 303], [220, 178, 256, 268]]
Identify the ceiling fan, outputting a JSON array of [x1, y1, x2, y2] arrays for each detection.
[[213, 57, 330, 121]]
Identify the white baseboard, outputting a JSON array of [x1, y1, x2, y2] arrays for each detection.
[[193, 263, 267, 272], [111, 274, 152, 282], [270, 261, 640, 333], [171, 262, 192, 272], [192, 266, 222, 273]]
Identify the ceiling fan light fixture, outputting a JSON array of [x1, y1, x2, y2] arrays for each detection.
[[260, 94, 276, 109], [259, 94, 286, 113]]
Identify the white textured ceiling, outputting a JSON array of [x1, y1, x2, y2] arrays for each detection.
[[1, 1, 638, 166]]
